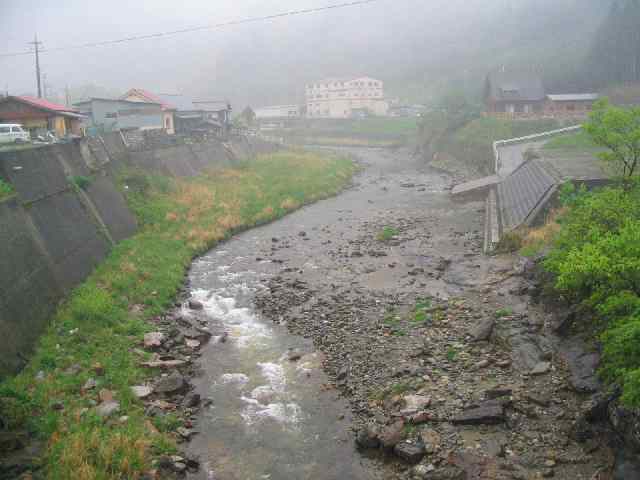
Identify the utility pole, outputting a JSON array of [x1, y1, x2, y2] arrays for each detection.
[[65, 85, 71, 107], [28, 34, 43, 98]]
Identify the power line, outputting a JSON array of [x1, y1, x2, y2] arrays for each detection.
[[27, 34, 43, 97], [0, 0, 379, 59]]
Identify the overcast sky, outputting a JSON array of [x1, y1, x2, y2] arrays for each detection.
[[0, 0, 605, 107]]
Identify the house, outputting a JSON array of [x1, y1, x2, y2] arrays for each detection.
[[484, 70, 546, 118], [388, 104, 427, 118], [74, 98, 164, 133], [157, 95, 231, 136], [305, 77, 388, 118], [254, 104, 301, 120], [0, 96, 84, 137], [545, 94, 599, 117], [120, 89, 176, 134]]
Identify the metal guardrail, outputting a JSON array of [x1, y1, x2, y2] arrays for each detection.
[[493, 125, 583, 174]]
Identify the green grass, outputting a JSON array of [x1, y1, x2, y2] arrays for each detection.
[[446, 348, 458, 362], [377, 226, 399, 242], [495, 308, 513, 318], [412, 298, 433, 324], [0, 149, 356, 479], [0, 178, 14, 200], [543, 131, 598, 151]]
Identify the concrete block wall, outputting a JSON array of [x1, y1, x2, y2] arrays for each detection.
[[0, 133, 278, 376], [0, 140, 137, 376]]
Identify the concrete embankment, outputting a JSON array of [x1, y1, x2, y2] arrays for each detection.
[[0, 133, 278, 376]]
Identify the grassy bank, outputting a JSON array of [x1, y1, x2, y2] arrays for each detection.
[[436, 117, 561, 174], [543, 130, 599, 151], [268, 117, 418, 147], [0, 150, 356, 479]]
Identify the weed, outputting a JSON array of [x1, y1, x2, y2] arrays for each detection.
[[0, 178, 15, 199], [446, 347, 458, 361], [495, 308, 513, 318], [377, 226, 399, 242], [69, 175, 92, 191]]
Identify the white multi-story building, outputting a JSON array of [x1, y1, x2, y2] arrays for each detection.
[[305, 77, 388, 118]]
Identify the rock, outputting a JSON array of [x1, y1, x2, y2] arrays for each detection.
[[185, 339, 200, 349], [92, 363, 105, 376], [394, 440, 426, 464], [188, 300, 204, 310], [131, 385, 154, 399], [530, 362, 551, 376], [64, 363, 82, 375], [99, 389, 115, 402], [220, 332, 229, 343], [401, 394, 431, 415], [177, 427, 194, 439], [472, 359, 490, 370], [355, 423, 380, 449], [412, 464, 435, 479], [379, 420, 405, 449], [469, 318, 495, 342], [82, 378, 97, 392], [183, 392, 201, 408], [485, 387, 513, 399], [143, 332, 165, 349], [35, 371, 45, 382], [142, 359, 187, 369], [298, 231, 307, 237], [155, 373, 187, 394], [96, 400, 120, 418], [287, 350, 302, 362], [421, 429, 441, 453], [0, 432, 27, 452], [451, 400, 505, 425], [524, 393, 550, 407]]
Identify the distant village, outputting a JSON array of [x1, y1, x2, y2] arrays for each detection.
[[0, 69, 602, 142]]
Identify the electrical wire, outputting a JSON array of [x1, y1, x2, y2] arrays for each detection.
[[0, 0, 379, 58]]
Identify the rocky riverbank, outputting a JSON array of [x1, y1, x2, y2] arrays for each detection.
[[246, 149, 624, 479]]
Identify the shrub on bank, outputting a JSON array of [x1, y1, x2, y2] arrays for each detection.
[[543, 181, 640, 405]]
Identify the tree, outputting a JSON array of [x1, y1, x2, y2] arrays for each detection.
[[239, 106, 256, 127], [584, 98, 640, 178]]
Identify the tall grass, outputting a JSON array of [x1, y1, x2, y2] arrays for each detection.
[[0, 150, 356, 479]]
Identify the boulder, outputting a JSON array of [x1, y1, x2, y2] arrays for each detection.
[[155, 373, 187, 394], [451, 401, 505, 425], [143, 332, 165, 349], [379, 420, 405, 449], [394, 440, 426, 464], [469, 318, 495, 342], [355, 423, 380, 449]]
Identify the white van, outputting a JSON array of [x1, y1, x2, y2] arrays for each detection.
[[0, 124, 31, 144]]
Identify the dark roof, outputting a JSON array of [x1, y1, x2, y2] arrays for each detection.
[[486, 70, 545, 102]]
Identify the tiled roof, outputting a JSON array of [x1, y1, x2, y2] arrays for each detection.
[[11, 96, 79, 113], [122, 89, 176, 110]]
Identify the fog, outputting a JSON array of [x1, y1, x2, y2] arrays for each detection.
[[0, 0, 609, 108]]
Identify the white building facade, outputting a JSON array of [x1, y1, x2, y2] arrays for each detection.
[[305, 77, 388, 118], [254, 104, 301, 120]]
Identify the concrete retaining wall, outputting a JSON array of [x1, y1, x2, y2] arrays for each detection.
[[0, 133, 278, 376], [0, 140, 137, 376]]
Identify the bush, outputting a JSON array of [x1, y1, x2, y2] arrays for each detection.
[[69, 175, 92, 191], [0, 178, 14, 199], [543, 182, 640, 405]]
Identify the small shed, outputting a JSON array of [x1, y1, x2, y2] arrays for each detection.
[[545, 94, 599, 117], [0, 96, 84, 137], [74, 98, 164, 133]]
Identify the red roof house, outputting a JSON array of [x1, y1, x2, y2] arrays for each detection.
[[0, 96, 84, 137]]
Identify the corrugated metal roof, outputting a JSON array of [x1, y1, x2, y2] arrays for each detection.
[[547, 94, 599, 102], [497, 159, 556, 231]]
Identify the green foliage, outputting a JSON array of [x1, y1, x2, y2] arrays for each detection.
[[495, 231, 523, 253], [543, 181, 640, 406], [0, 150, 356, 478], [584, 99, 640, 178], [446, 348, 458, 362], [495, 308, 513, 319], [377, 226, 399, 242], [69, 175, 92, 191], [558, 181, 588, 207], [0, 178, 14, 199]]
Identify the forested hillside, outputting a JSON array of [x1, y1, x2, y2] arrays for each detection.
[[587, 0, 640, 87]]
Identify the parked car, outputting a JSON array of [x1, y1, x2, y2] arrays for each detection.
[[0, 124, 31, 144]]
